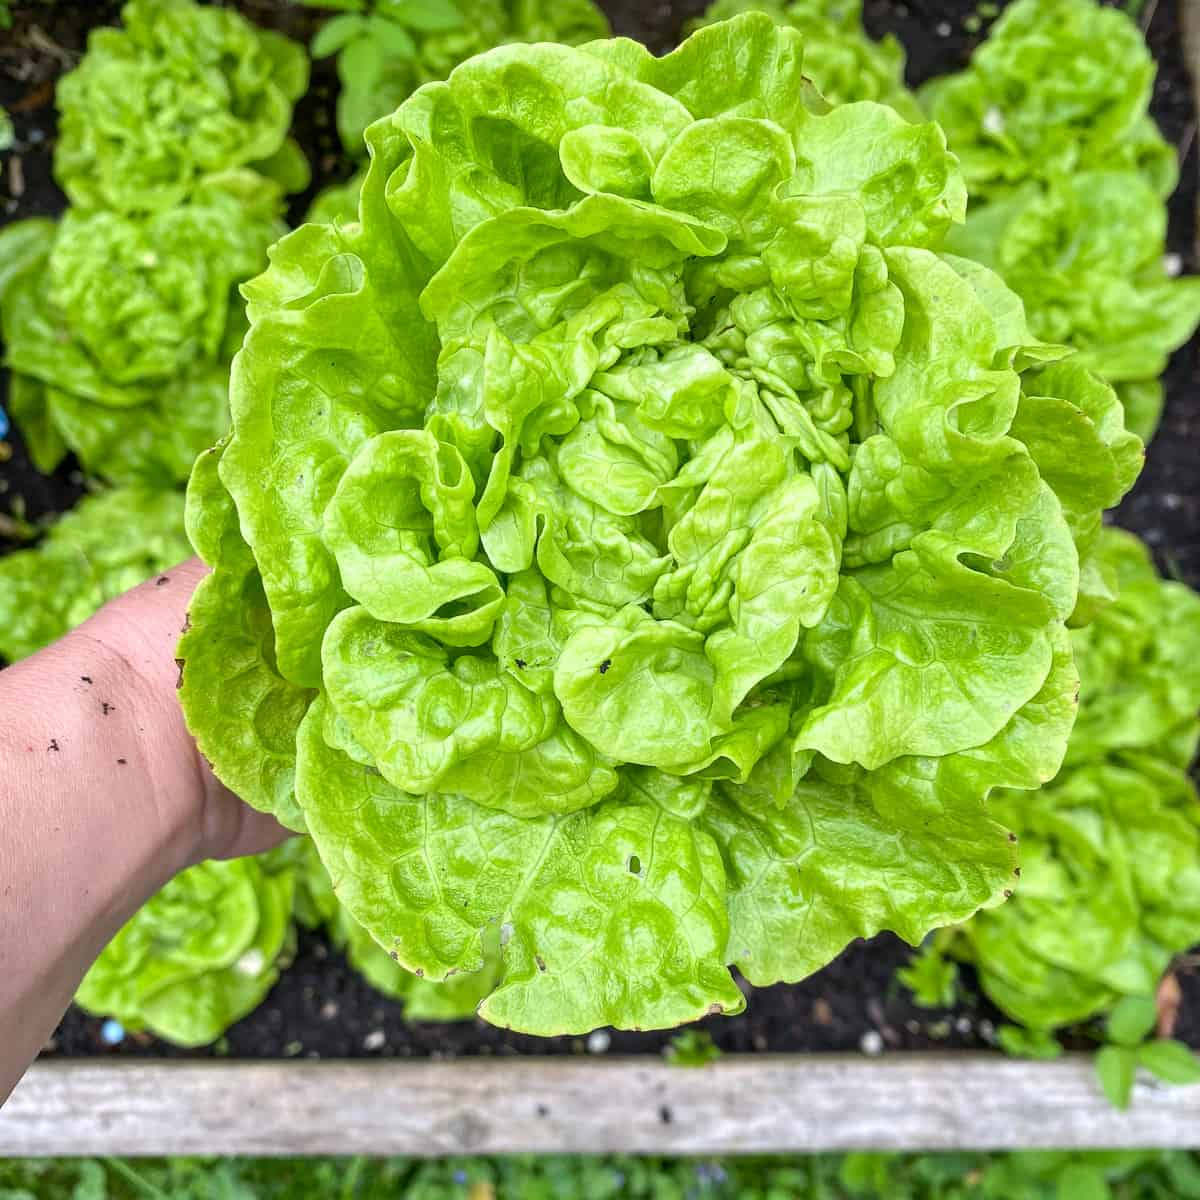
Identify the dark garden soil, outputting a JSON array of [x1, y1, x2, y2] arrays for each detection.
[[1, 0, 1198, 1063]]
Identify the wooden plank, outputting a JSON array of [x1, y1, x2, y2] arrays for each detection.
[[1, 1055, 1198, 1156]]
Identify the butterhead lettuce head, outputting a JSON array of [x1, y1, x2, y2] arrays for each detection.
[[179, 15, 1140, 1035], [55, 0, 309, 214]]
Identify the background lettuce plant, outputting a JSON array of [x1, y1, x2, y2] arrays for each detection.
[[55, 0, 310, 214], [178, 13, 1142, 1036], [919, 0, 1176, 204], [916, 0, 1200, 446], [76, 854, 296, 1048], [302, 0, 609, 158], [0, 172, 288, 484], [0, 488, 190, 663], [943, 169, 1200, 446], [946, 529, 1200, 1034], [693, 0, 920, 120]]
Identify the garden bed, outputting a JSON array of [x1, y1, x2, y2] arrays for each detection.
[[1, 0, 1199, 1154]]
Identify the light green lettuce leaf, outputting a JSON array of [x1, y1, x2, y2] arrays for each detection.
[[222, 123, 438, 688], [709, 625, 1074, 985], [1068, 530, 1200, 768], [177, 443, 314, 832], [691, 0, 920, 121], [322, 606, 616, 817], [292, 837, 498, 1018], [943, 171, 1200, 426], [295, 696, 744, 1033], [308, 0, 609, 158]]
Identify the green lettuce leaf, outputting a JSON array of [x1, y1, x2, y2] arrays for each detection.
[[292, 837, 498, 1018], [177, 443, 315, 833], [692, 0, 921, 121], [188, 14, 1139, 1035], [305, 170, 367, 228], [944, 172, 1200, 431]]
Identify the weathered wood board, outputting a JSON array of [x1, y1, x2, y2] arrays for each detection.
[[1, 1055, 1197, 1157]]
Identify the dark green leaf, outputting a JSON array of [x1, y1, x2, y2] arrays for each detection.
[[665, 1030, 721, 1068], [1107, 995, 1158, 1047], [364, 15, 418, 60], [1095, 1046, 1137, 1110], [311, 13, 369, 58], [379, 0, 465, 32], [1137, 1040, 1200, 1086]]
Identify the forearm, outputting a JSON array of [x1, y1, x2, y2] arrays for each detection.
[[0, 568, 208, 1102]]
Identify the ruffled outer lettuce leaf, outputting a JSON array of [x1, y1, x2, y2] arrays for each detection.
[[178, 443, 315, 833], [692, 0, 921, 121], [0, 173, 287, 485], [305, 171, 367, 228], [55, 0, 309, 214], [960, 529, 1200, 1030], [309, 0, 609, 158], [0, 488, 191, 663], [292, 837, 499, 1019], [75, 854, 296, 1047], [184, 14, 1140, 1035]]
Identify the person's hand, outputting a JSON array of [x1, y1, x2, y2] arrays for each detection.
[[68, 557, 290, 869], [0, 557, 289, 1101]]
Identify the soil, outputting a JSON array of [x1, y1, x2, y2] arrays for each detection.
[[1, 0, 1198, 1063]]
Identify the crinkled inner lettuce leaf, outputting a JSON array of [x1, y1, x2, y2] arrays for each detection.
[[0, 488, 191, 663], [959, 529, 1200, 1031], [0, 172, 288, 485], [76, 854, 296, 1047], [55, 0, 309, 214], [181, 14, 1142, 1036]]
